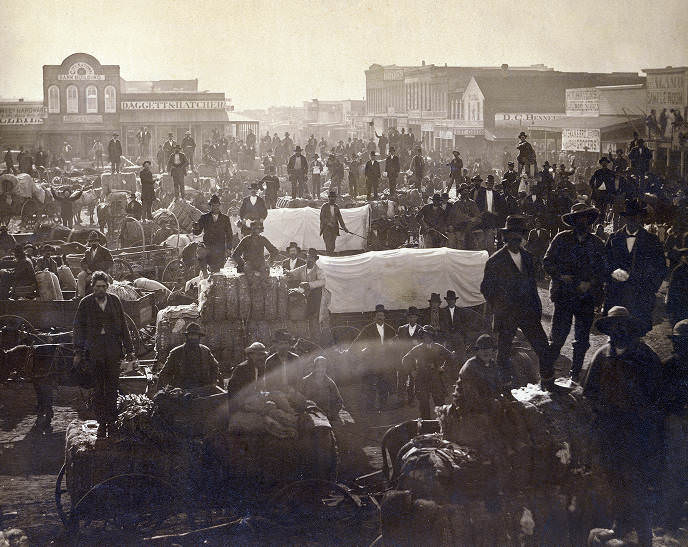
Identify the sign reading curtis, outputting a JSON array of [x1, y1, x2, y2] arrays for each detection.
[[58, 62, 105, 81], [120, 100, 234, 110]]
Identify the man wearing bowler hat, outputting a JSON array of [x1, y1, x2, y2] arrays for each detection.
[[516, 131, 536, 177], [583, 306, 662, 547], [481, 215, 554, 390], [108, 132, 122, 174], [439, 290, 469, 364], [239, 181, 268, 236], [158, 323, 219, 393], [543, 203, 607, 382], [320, 190, 349, 254], [282, 242, 305, 273], [167, 144, 188, 199], [287, 145, 308, 198], [603, 198, 667, 334], [447, 150, 463, 194], [193, 194, 233, 272]]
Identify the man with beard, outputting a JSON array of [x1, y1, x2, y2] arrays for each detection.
[[589, 156, 617, 223], [193, 194, 233, 272], [232, 220, 279, 276], [583, 306, 662, 547], [319, 190, 349, 254], [604, 198, 667, 334], [543, 203, 607, 383], [73, 271, 135, 438], [226, 342, 269, 408]]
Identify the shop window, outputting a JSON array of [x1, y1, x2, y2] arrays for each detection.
[[48, 86, 60, 113], [104, 86, 116, 113], [66, 85, 78, 113], [86, 86, 98, 113]]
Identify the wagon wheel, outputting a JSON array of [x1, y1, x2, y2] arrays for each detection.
[[161, 258, 185, 284], [20, 199, 40, 229], [265, 479, 362, 533], [0, 315, 48, 344], [67, 473, 194, 538], [55, 464, 71, 528], [111, 258, 134, 281], [123, 312, 144, 356]]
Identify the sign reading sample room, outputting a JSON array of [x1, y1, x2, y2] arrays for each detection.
[[120, 100, 233, 110], [0, 105, 46, 125], [647, 72, 685, 109], [566, 88, 600, 117], [494, 112, 567, 127], [63, 114, 103, 123], [561, 128, 600, 152]]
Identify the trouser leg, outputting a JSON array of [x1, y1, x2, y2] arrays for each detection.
[[520, 316, 553, 382], [416, 391, 432, 420], [548, 302, 574, 371], [291, 178, 297, 199], [93, 357, 120, 426], [366, 178, 372, 199], [388, 176, 396, 196], [496, 326, 517, 385], [571, 303, 594, 378]]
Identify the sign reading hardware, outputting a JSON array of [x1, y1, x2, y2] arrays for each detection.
[[120, 100, 233, 110], [0, 105, 46, 125]]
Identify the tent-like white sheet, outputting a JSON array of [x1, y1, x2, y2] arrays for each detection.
[[317, 247, 488, 313], [262, 205, 370, 252]]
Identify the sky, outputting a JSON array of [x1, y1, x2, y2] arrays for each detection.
[[1, 0, 687, 109]]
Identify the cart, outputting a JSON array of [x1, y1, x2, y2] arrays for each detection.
[[65, 244, 179, 281]]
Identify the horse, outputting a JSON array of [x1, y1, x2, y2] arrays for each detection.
[[380, 418, 441, 481], [72, 188, 100, 225]]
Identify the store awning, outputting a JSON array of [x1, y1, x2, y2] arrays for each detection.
[[530, 115, 640, 133]]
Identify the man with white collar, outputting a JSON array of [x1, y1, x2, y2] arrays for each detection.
[[439, 290, 468, 364], [281, 242, 305, 273], [239, 182, 268, 236], [193, 194, 233, 272], [603, 198, 667, 334], [319, 190, 349, 254]]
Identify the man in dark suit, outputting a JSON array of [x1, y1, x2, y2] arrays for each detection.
[[226, 342, 269, 409], [108, 132, 123, 173], [589, 156, 617, 222], [604, 198, 668, 334], [167, 144, 188, 199], [396, 306, 423, 404], [158, 323, 219, 393], [353, 304, 397, 409], [77, 231, 113, 298], [73, 271, 135, 438], [516, 131, 536, 177], [320, 190, 349, 254], [385, 146, 401, 196], [193, 194, 233, 272], [447, 150, 463, 194], [628, 139, 652, 187], [287, 145, 308, 198], [281, 241, 305, 272], [409, 147, 425, 191], [264, 329, 301, 392], [364, 150, 381, 200], [238, 182, 268, 236], [439, 290, 469, 366], [501, 161, 519, 197], [526, 217, 550, 279], [474, 175, 504, 254], [480, 215, 553, 390]]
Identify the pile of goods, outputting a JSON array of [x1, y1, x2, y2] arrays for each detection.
[[101, 172, 136, 195], [167, 198, 203, 232], [228, 390, 306, 439], [196, 269, 310, 369], [379, 385, 612, 546], [35, 270, 63, 301], [107, 280, 140, 301], [154, 303, 200, 362], [0, 173, 49, 203]]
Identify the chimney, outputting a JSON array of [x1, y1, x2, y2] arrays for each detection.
[[421, 60, 425, 66], [501, 64, 509, 71], [18, 98, 24, 102]]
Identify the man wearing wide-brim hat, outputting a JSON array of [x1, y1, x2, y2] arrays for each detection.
[[481, 215, 554, 390], [447, 150, 463, 194], [516, 131, 536, 177], [603, 198, 667, 335], [542, 202, 607, 382], [238, 181, 268, 236], [666, 232, 688, 327], [158, 322, 219, 393], [446, 183, 481, 250], [582, 305, 662, 547], [231, 218, 279, 276], [226, 341, 269, 405], [287, 145, 308, 199], [108, 132, 122, 174], [660, 318, 688, 526], [193, 194, 233, 273], [320, 189, 350, 255], [282, 241, 305, 273]]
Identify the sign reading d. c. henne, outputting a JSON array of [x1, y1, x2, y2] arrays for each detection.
[[120, 100, 233, 110]]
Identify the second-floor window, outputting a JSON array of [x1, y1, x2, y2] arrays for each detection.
[[86, 85, 98, 113], [48, 85, 59, 113], [66, 85, 78, 113]]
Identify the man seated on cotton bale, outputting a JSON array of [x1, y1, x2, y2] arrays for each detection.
[[157, 323, 220, 396], [231, 220, 279, 277], [301, 356, 344, 421], [77, 231, 113, 298], [226, 342, 269, 408], [287, 248, 326, 339]]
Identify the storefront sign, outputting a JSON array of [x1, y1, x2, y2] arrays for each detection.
[[421, 123, 433, 132], [561, 128, 600, 152], [120, 100, 233, 111], [58, 61, 105, 80], [453, 128, 485, 136], [62, 114, 103, 123], [494, 112, 567, 127], [647, 72, 685, 109], [0, 104, 46, 125], [566, 88, 600, 117]]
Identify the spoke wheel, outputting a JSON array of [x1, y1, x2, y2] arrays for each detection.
[[111, 258, 134, 281]]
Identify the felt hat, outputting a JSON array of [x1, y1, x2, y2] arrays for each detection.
[[209, 194, 221, 205], [295, 145, 302, 152], [374, 304, 385, 313], [307, 248, 319, 259], [328, 189, 338, 197], [475, 334, 496, 349], [444, 290, 457, 301], [431, 193, 442, 202], [471, 175, 483, 183], [428, 293, 441, 304], [594, 306, 644, 336], [452, 150, 461, 155], [561, 202, 600, 226], [286, 241, 300, 252], [184, 322, 204, 336], [518, 132, 528, 138], [486, 174, 494, 182], [499, 215, 528, 235], [407, 306, 419, 316], [87, 231, 101, 243], [542, 161, 550, 167], [245, 341, 268, 354], [599, 156, 611, 164], [620, 198, 649, 217], [669, 319, 688, 339], [273, 328, 293, 344], [249, 181, 261, 189]]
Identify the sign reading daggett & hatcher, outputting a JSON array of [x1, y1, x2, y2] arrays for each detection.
[[120, 100, 233, 110]]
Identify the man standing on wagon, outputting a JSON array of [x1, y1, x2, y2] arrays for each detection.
[[73, 271, 136, 438], [319, 190, 349, 255], [108, 132, 122, 174], [193, 194, 233, 272]]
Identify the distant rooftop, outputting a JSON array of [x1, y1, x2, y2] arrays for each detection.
[[121, 79, 199, 93]]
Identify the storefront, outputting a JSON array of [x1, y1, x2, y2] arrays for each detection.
[[0, 102, 46, 151]]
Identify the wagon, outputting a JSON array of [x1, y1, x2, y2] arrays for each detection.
[[54, 394, 344, 542]]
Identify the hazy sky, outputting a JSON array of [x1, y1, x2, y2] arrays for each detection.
[[2, 0, 687, 109]]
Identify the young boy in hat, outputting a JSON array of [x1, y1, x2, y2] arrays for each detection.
[[193, 194, 233, 272]]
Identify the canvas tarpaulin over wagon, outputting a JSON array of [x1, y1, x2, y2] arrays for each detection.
[[262, 205, 370, 252], [317, 247, 488, 313]]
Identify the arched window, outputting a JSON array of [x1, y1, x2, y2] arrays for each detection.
[[48, 86, 60, 113], [104, 86, 116, 113], [86, 85, 98, 113], [66, 85, 78, 113]]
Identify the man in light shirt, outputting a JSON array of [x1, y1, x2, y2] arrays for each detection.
[[281, 242, 305, 273]]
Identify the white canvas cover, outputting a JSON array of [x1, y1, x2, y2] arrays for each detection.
[[262, 205, 370, 252], [317, 247, 488, 313]]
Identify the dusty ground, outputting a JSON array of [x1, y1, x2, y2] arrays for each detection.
[[0, 285, 678, 545]]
